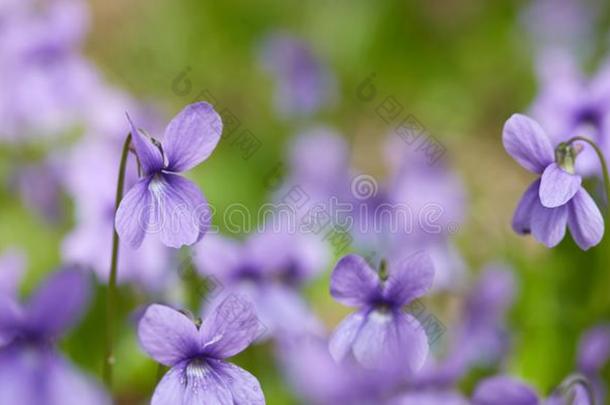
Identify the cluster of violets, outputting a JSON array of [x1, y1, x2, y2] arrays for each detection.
[[1, 1, 610, 405]]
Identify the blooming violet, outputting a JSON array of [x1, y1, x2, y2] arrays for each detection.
[[137, 296, 265, 404], [503, 114, 604, 250], [328, 252, 434, 372], [115, 102, 222, 249]]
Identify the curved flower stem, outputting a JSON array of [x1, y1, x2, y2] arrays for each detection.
[[566, 136, 610, 211], [103, 133, 132, 389], [557, 373, 596, 405]]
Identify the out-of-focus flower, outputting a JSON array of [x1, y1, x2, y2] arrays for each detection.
[[62, 137, 172, 291], [328, 252, 434, 372], [503, 114, 604, 249], [278, 335, 403, 405], [531, 50, 610, 175], [193, 228, 328, 339], [0, 268, 109, 405], [577, 324, 610, 403], [259, 33, 336, 118], [472, 376, 539, 405], [473, 375, 593, 405], [412, 263, 516, 392], [115, 102, 222, 249], [11, 157, 64, 223], [521, 0, 600, 58], [0, 0, 100, 141], [137, 297, 265, 405]]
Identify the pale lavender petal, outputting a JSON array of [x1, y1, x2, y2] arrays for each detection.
[[126, 113, 163, 175], [192, 234, 243, 281], [47, 353, 111, 405], [329, 310, 366, 362], [152, 360, 234, 405], [568, 189, 604, 250], [212, 360, 265, 404], [531, 203, 569, 247], [0, 248, 25, 297], [503, 114, 554, 173], [512, 179, 541, 234], [384, 251, 434, 306], [330, 255, 380, 307], [151, 363, 186, 405], [200, 294, 259, 359], [473, 376, 539, 405], [149, 173, 209, 249], [578, 325, 610, 373], [138, 305, 200, 367], [26, 268, 89, 338], [163, 102, 222, 173], [352, 311, 429, 372], [115, 177, 152, 248], [539, 163, 581, 208]]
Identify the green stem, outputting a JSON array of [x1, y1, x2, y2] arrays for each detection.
[[566, 136, 610, 212], [103, 133, 132, 389]]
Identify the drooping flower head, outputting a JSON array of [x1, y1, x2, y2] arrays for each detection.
[[328, 252, 434, 372], [137, 296, 265, 404], [503, 114, 604, 250], [116, 102, 222, 249], [0, 268, 109, 405]]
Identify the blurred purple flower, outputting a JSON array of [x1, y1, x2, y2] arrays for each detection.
[[531, 50, 610, 175], [194, 230, 328, 339], [62, 138, 173, 291], [0, 0, 100, 141], [137, 297, 265, 404], [474, 375, 593, 405], [11, 157, 64, 223], [260, 33, 336, 118], [473, 376, 539, 405], [503, 114, 604, 249], [115, 102, 222, 249], [0, 268, 109, 405], [577, 324, 610, 403], [328, 252, 434, 371], [521, 0, 600, 58], [278, 335, 403, 405]]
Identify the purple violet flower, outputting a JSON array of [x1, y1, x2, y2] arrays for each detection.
[[328, 252, 434, 372], [260, 33, 336, 118], [194, 231, 327, 339], [0, 268, 109, 405], [503, 113, 604, 250], [137, 296, 265, 404], [115, 102, 222, 249], [63, 137, 172, 291]]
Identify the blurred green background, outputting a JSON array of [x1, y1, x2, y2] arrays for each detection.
[[2, 0, 610, 403]]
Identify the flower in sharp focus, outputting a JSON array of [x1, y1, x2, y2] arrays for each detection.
[[115, 102, 222, 249], [328, 252, 434, 372], [503, 113, 604, 250], [137, 296, 265, 405]]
